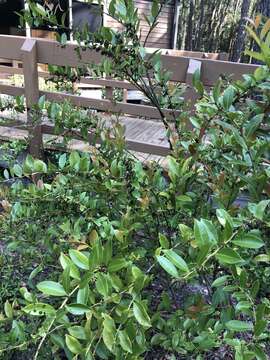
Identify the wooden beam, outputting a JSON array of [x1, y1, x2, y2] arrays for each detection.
[[0, 84, 24, 96], [41, 123, 170, 156], [21, 38, 43, 158], [21, 39, 39, 108], [40, 90, 181, 120], [0, 35, 259, 85]]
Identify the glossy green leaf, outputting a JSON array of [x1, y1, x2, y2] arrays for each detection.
[[66, 303, 90, 315], [108, 258, 129, 272], [118, 330, 133, 353], [232, 233, 264, 249], [95, 273, 111, 298], [156, 255, 179, 278], [68, 326, 87, 340], [60, 32, 67, 46], [65, 334, 82, 354], [253, 345, 268, 360], [77, 286, 90, 305], [254, 320, 267, 337], [69, 249, 89, 270], [215, 248, 243, 265], [115, 0, 126, 17], [211, 275, 230, 287], [4, 301, 13, 319], [60, 253, 80, 280], [254, 254, 270, 263], [35, 3, 47, 17], [133, 301, 151, 328], [37, 281, 67, 297], [59, 153, 67, 169], [216, 209, 233, 229], [222, 86, 235, 110], [158, 233, 170, 249], [33, 160, 47, 173], [194, 219, 218, 249], [102, 314, 116, 352], [248, 200, 270, 221], [163, 250, 189, 272], [245, 114, 264, 138], [62, 265, 70, 294], [23, 303, 56, 316], [151, 0, 159, 18], [226, 320, 253, 332], [69, 151, 80, 169], [13, 164, 22, 177]]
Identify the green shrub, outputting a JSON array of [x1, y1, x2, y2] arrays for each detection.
[[0, 2, 269, 359]]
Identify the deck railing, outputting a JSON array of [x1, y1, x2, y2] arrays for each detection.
[[0, 35, 259, 157]]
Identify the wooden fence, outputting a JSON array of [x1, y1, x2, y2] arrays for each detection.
[[0, 35, 259, 158]]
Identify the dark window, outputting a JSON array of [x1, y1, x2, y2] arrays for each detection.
[[72, 1, 102, 33]]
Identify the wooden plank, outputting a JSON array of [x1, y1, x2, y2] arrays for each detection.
[[135, 2, 173, 13], [81, 78, 136, 90], [41, 123, 170, 156], [126, 119, 154, 139], [21, 38, 43, 158], [132, 122, 166, 144], [0, 36, 259, 85], [40, 90, 181, 120], [36, 38, 103, 67], [0, 65, 24, 75], [21, 39, 39, 108], [200, 59, 257, 85], [140, 33, 171, 41], [118, 117, 147, 136], [0, 36, 25, 61], [126, 138, 169, 156], [0, 84, 24, 96], [0, 118, 170, 157], [0, 65, 136, 91], [0, 126, 28, 141], [106, 18, 172, 26]]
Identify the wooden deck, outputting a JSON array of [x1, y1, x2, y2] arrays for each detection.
[[0, 112, 169, 165]]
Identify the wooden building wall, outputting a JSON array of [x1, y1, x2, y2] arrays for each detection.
[[104, 0, 174, 49]]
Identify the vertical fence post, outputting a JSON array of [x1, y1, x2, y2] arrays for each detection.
[[21, 38, 43, 159], [104, 75, 114, 101], [184, 58, 202, 110], [105, 86, 114, 101]]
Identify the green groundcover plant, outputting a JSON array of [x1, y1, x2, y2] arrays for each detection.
[[0, 2, 269, 359]]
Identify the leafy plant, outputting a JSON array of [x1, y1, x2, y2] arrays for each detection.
[[0, 2, 269, 360]]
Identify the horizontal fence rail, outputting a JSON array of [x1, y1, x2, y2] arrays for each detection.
[[0, 35, 259, 158]]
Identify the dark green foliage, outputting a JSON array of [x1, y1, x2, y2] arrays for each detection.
[[0, 2, 269, 359]]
